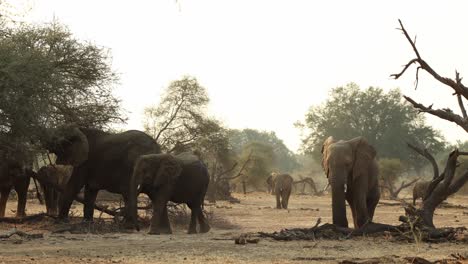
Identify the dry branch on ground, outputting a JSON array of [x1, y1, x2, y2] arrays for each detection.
[[0, 228, 43, 239], [259, 218, 467, 243]]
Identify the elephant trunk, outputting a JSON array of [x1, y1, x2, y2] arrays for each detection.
[[127, 167, 140, 231], [330, 169, 348, 228]]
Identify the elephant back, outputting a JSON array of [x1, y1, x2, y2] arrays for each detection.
[[175, 152, 200, 166], [274, 174, 293, 191]]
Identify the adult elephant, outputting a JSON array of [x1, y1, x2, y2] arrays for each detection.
[[128, 152, 210, 234], [321, 136, 380, 228], [45, 125, 161, 223], [266, 173, 293, 209], [35, 165, 73, 216], [412, 180, 430, 205], [0, 159, 31, 217]]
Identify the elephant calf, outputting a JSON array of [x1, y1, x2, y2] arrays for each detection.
[[36, 165, 73, 216], [129, 153, 210, 235], [267, 173, 293, 209], [412, 180, 430, 205]]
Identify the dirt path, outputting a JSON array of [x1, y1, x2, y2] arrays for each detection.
[[0, 192, 467, 263]]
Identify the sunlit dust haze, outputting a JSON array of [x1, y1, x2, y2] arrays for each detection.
[[21, 0, 468, 151]]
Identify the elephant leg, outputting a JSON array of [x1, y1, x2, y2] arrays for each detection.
[[0, 188, 10, 217], [83, 187, 99, 222], [197, 208, 211, 233], [366, 186, 380, 222], [58, 175, 85, 222], [352, 188, 370, 229], [159, 206, 172, 234], [148, 192, 169, 235], [345, 187, 358, 229], [43, 184, 53, 215], [187, 204, 198, 234], [281, 188, 291, 209], [14, 178, 30, 218], [51, 190, 59, 216], [331, 179, 348, 228], [121, 192, 135, 228], [276, 191, 282, 209]]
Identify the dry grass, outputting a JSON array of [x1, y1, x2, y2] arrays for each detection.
[[0, 191, 466, 263]]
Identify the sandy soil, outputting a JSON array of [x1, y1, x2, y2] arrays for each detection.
[[0, 192, 467, 264]]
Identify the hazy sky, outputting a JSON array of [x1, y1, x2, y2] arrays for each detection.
[[18, 0, 468, 151]]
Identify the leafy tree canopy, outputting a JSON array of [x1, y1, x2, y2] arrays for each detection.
[[297, 83, 446, 171], [0, 20, 123, 160], [228, 128, 299, 172]]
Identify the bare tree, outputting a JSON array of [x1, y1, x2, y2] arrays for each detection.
[[391, 19, 468, 227], [206, 151, 252, 203], [143, 76, 212, 152]]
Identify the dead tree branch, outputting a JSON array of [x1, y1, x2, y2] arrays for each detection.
[[407, 142, 439, 179], [293, 177, 319, 195], [391, 19, 468, 133], [391, 19, 468, 98], [0, 213, 48, 224], [381, 176, 418, 200], [404, 96, 468, 132], [223, 150, 253, 181], [0, 228, 43, 239]]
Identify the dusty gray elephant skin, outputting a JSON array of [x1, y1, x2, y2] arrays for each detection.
[[267, 173, 293, 209], [129, 153, 210, 235], [35, 165, 73, 216], [45, 126, 161, 223], [413, 180, 430, 205], [321, 136, 380, 228], [0, 160, 31, 218], [266, 174, 275, 194]]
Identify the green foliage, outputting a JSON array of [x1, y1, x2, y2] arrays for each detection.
[[297, 83, 446, 171], [228, 128, 299, 172], [379, 158, 404, 187], [235, 142, 275, 189], [0, 20, 122, 160]]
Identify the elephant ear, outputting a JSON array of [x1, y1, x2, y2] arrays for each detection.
[[350, 137, 376, 181], [153, 154, 182, 188], [321, 136, 336, 178]]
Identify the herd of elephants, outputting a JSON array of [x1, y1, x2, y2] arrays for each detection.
[[0, 125, 430, 234]]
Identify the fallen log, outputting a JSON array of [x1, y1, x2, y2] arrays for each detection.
[[0, 213, 48, 223], [0, 228, 43, 239], [259, 218, 467, 243]]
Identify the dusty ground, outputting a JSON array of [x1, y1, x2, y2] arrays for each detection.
[[0, 192, 467, 263]]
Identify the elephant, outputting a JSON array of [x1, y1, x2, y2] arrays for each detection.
[[35, 165, 73, 216], [266, 173, 293, 209], [412, 180, 430, 205], [0, 159, 31, 218], [266, 173, 276, 194], [128, 152, 210, 234], [44, 125, 161, 223], [321, 136, 380, 228]]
